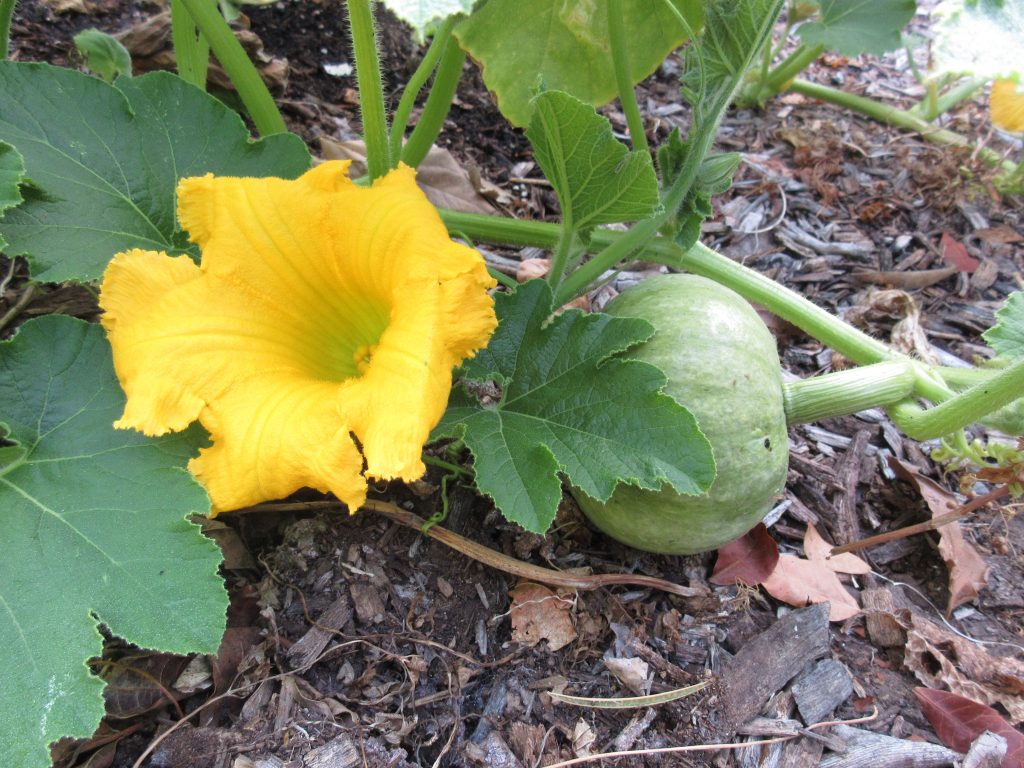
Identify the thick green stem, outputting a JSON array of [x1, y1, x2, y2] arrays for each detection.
[[347, 0, 390, 179], [388, 15, 456, 164], [170, 0, 210, 89], [0, 0, 15, 60], [782, 362, 916, 425], [175, 0, 285, 135], [889, 356, 1024, 441], [739, 42, 824, 105], [914, 77, 987, 119], [791, 78, 1016, 173], [607, 0, 647, 152], [401, 42, 465, 168]]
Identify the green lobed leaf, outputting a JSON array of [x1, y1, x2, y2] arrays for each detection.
[[434, 280, 715, 534], [0, 62, 311, 283], [0, 316, 227, 768], [454, 0, 704, 127], [797, 0, 917, 57], [932, 0, 1022, 80], [380, 0, 473, 41], [525, 90, 659, 232], [983, 291, 1024, 358], [73, 28, 134, 82], [0, 141, 26, 251]]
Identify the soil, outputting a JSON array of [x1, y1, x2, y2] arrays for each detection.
[[5, 2, 1024, 767]]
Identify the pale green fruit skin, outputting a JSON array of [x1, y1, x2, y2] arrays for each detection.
[[572, 274, 789, 554]]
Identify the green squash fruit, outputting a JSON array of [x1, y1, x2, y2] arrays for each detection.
[[571, 274, 789, 554]]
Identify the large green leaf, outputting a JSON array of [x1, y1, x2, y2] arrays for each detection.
[[454, 0, 704, 127], [0, 316, 226, 768], [797, 0, 916, 57], [0, 62, 311, 283], [983, 291, 1024, 358], [435, 280, 715, 533], [932, 0, 1022, 79], [0, 141, 25, 251], [380, 0, 473, 40], [526, 90, 658, 232]]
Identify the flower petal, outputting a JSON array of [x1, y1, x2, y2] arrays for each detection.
[[991, 78, 1024, 132], [189, 375, 367, 513]]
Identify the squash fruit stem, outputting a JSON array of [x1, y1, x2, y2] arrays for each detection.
[[782, 362, 917, 426]]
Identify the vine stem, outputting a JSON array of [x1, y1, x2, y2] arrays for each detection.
[[401, 41, 465, 168], [607, 0, 647, 152], [174, 0, 285, 135], [170, 0, 209, 89], [0, 0, 15, 60], [347, 0, 390, 179], [790, 78, 1016, 174], [388, 15, 457, 164]]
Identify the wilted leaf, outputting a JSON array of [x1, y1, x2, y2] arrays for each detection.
[[803, 523, 872, 575], [889, 457, 990, 614], [905, 614, 1024, 724], [710, 523, 780, 586], [99, 653, 191, 719], [509, 582, 577, 651], [915, 688, 1024, 767]]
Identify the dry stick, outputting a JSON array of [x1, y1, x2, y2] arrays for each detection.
[[362, 499, 702, 598], [540, 709, 880, 768], [830, 485, 1009, 556]]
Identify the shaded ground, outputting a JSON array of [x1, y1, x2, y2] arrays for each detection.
[[5, 2, 1024, 767]]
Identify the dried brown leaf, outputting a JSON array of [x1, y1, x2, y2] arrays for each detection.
[[761, 554, 861, 622], [709, 523, 779, 586], [510, 581, 577, 651], [319, 138, 498, 214], [940, 231, 980, 273], [915, 688, 1024, 767], [889, 457, 990, 614], [803, 524, 871, 575]]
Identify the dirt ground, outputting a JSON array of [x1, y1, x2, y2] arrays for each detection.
[[5, 1, 1024, 767]]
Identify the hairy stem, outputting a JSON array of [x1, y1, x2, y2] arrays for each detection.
[[388, 15, 457, 163], [607, 0, 647, 152], [0, 0, 15, 60], [175, 0, 285, 135], [347, 0, 390, 179], [782, 362, 916, 425], [401, 41, 465, 168]]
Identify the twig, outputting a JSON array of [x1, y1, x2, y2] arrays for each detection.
[[830, 486, 1009, 555], [362, 499, 703, 598], [0, 282, 35, 332]]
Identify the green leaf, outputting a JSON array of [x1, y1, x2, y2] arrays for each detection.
[[983, 291, 1024, 358], [797, 0, 916, 57], [435, 280, 715, 534], [0, 316, 226, 768], [380, 0, 473, 40], [932, 0, 1022, 80], [454, 0, 704, 127], [657, 135, 740, 248], [525, 90, 659, 232], [0, 141, 25, 251], [0, 62, 311, 283], [73, 28, 134, 82]]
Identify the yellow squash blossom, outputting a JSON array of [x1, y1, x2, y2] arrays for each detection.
[[991, 78, 1024, 132], [100, 161, 497, 514]]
